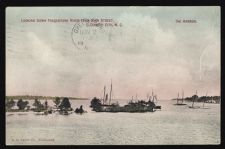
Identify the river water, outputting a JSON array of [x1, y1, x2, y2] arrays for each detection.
[[6, 99, 220, 145]]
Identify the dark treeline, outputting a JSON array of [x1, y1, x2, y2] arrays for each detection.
[[172, 95, 221, 104], [5, 97, 85, 114], [185, 95, 220, 103], [5, 97, 71, 112], [5, 98, 30, 112]]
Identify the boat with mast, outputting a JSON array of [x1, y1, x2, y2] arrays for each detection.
[[101, 79, 113, 107], [150, 90, 161, 109], [202, 91, 210, 109], [90, 80, 158, 112], [189, 90, 200, 109], [174, 90, 186, 106]]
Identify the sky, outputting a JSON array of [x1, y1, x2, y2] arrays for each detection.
[[6, 7, 220, 99]]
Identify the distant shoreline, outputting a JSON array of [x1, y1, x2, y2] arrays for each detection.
[[6, 95, 89, 100], [171, 95, 221, 104]]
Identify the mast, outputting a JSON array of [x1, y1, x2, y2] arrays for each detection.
[[203, 91, 207, 108], [182, 90, 184, 103], [105, 94, 108, 104], [192, 90, 197, 108], [109, 79, 112, 105], [103, 86, 106, 105], [154, 95, 157, 103], [149, 96, 152, 102], [152, 90, 154, 102], [177, 92, 179, 104]]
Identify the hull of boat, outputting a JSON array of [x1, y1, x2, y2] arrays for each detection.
[[94, 105, 155, 112], [174, 103, 187, 106], [189, 106, 200, 109]]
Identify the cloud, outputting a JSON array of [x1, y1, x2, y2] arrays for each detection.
[[6, 7, 220, 99]]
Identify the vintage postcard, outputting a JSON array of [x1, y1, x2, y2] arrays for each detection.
[[6, 6, 220, 145]]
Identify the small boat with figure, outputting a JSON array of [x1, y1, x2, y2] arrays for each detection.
[[75, 105, 87, 114]]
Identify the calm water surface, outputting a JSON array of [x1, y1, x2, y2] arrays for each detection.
[[6, 100, 220, 145]]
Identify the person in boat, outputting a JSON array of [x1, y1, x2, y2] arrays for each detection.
[[75, 105, 84, 114], [79, 105, 84, 113], [75, 108, 79, 113]]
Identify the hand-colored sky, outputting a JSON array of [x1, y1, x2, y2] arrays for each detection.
[[6, 7, 220, 99]]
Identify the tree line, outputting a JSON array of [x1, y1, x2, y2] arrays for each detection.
[[184, 95, 220, 103], [172, 95, 221, 103], [5, 97, 73, 112]]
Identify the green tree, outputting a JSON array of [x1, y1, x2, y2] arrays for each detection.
[[33, 99, 41, 108], [33, 99, 45, 111], [53, 97, 61, 108], [90, 97, 102, 111], [17, 99, 29, 110], [192, 95, 198, 100], [6, 99, 15, 109], [59, 97, 71, 110]]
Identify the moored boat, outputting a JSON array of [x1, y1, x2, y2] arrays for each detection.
[[90, 80, 160, 112], [174, 90, 187, 106]]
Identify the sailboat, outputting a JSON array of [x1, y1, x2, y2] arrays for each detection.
[[101, 79, 113, 106], [174, 90, 186, 105], [202, 91, 210, 109], [90, 80, 156, 112], [151, 91, 161, 109], [189, 90, 200, 109]]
